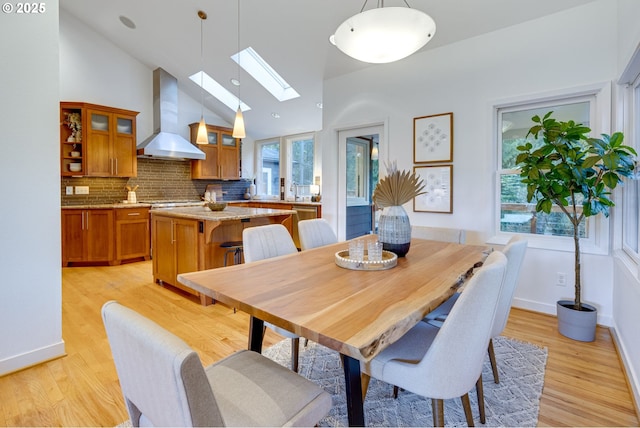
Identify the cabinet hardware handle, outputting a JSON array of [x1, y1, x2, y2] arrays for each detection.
[[110, 158, 113, 175], [81, 211, 85, 230], [171, 221, 175, 244], [128, 212, 140, 216], [115, 158, 118, 175], [86, 211, 89, 229]]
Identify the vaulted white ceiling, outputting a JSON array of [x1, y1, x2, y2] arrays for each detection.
[[60, 0, 594, 140]]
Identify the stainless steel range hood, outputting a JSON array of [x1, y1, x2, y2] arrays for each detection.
[[137, 68, 206, 160]]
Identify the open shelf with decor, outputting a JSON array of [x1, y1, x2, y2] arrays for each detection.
[[61, 102, 85, 176]]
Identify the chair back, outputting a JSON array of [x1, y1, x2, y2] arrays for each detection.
[[298, 218, 338, 250], [242, 224, 298, 263], [410, 251, 507, 399], [411, 225, 466, 244], [102, 301, 223, 427], [491, 235, 528, 337]]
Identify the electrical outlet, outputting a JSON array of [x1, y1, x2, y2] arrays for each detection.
[[556, 272, 567, 286], [66, 186, 74, 195], [75, 186, 89, 195]]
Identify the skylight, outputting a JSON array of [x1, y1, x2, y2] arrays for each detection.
[[189, 71, 251, 113], [231, 47, 300, 102]]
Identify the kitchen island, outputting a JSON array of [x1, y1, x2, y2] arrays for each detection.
[[151, 205, 294, 305]]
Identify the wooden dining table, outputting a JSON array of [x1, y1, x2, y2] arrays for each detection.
[[178, 237, 490, 426]]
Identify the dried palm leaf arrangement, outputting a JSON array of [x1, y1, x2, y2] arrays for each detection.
[[373, 161, 426, 208]]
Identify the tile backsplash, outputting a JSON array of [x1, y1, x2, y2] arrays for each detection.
[[61, 158, 250, 205]]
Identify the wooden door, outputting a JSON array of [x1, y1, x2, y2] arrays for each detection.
[[115, 208, 149, 261], [61, 210, 85, 266], [86, 110, 112, 176], [85, 209, 113, 262], [174, 219, 199, 277], [112, 114, 136, 177], [219, 132, 239, 179], [152, 215, 176, 284]]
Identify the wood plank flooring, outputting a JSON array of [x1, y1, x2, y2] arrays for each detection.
[[0, 260, 638, 426]]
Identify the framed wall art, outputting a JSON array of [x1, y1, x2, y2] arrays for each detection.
[[413, 112, 453, 163], [413, 165, 453, 213]]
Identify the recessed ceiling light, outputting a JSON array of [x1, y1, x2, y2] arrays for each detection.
[[271, 112, 280, 119], [189, 71, 250, 113], [119, 15, 136, 29], [231, 47, 299, 102], [316, 102, 323, 109], [231, 78, 240, 86]]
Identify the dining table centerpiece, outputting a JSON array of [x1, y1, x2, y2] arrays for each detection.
[[373, 161, 426, 256]]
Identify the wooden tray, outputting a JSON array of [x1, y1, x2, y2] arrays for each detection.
[[335, 250, 398, 271]]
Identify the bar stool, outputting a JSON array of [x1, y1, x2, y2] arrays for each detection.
[[221, 241, 244, 266]]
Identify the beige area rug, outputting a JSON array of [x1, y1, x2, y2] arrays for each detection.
[[118, 336, 547, 427], [264, 336, 547, 427]]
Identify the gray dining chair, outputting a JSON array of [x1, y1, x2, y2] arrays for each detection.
[[102, 300, 332, 427], [242, 224, 303, 372], [424, 235, 528, 383], [411, 225, 466, 244], [298, 218, 338, 250], [360, 251, 508, 427]]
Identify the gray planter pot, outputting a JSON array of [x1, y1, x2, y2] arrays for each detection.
[[556, 300, 597, 342]]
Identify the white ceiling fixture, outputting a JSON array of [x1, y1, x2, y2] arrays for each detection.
[[189, 71, 251, 114], [330, 0, 436, 64], [232, 47, 300, 102], [196, 10, 208, 145]]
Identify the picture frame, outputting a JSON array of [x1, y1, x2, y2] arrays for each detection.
[[413, 165, 453, 213], [413, 112, 453, 163]]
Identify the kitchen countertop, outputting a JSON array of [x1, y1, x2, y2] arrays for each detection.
[[227, 199, 322, 206], [62, 202, 153, 209], [150, 205, 295, 221]]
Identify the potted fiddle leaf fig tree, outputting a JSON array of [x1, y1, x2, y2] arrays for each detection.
[[516, 112, 637, 341]]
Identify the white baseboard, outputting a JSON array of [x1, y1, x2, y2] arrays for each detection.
[[0, 340, 66, 376], [610, 326, 640, 418]]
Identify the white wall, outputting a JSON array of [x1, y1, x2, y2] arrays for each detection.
[[613, 0, 640, 412], [0, 1, 64, 374], [322, 0, 618, 321]]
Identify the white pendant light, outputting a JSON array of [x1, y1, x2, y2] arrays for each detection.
[[330, 1, 436, 64], [196, 10, 208, 144], [232, 0, 246, 139]]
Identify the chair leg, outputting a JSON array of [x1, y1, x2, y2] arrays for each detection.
[[488, 338, 499, 383], [461, 393, 475, 427], [476, 376, 486, 424], [361, 373, 371, 400], [393, 385, 399, 399], [291, 337, 300, 372], [431, 398, 445, 427]]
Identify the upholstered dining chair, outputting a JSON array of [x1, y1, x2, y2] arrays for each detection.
[[242, 224, 303, 372], [298, 218, 338, 250], [424, 235, 528, 384], [102, 301, 332, 427], [411, 225, 466, 244], [360, 251, 508, 427]]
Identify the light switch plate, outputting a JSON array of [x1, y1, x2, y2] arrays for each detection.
[[66, 186, 74, 195], [75, 186, 89, 195]]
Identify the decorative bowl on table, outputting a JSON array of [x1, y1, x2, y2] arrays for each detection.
[[334, 249, 398, 271], [207, 202, 227, 211]]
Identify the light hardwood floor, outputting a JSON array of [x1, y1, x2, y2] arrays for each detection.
[[0, 260, 638, 426]]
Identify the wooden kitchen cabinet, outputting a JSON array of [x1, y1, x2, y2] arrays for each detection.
[[189, 123, 240, 179], [61, 208, 114, 266], [152, 215, 202, 298], [115, 207, 150, 263], [60, 102, 138, 177]]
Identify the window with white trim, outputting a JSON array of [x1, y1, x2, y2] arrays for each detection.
[[255, 133, 315, 199], [495, 88, 610, 253], [622, 74, 640, 261]]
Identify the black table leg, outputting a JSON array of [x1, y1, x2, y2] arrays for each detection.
[[248, 316, 264, 353], [341, 354, 365, 426]]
